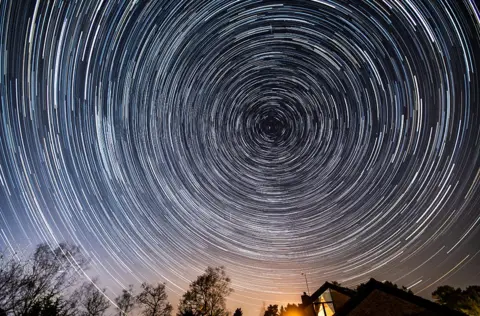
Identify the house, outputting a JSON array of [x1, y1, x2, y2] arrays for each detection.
[[300, 278, 465, 316], [301, 281, 356, 316]]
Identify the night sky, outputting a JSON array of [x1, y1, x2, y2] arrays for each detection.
[[1, 0, 480, 314]]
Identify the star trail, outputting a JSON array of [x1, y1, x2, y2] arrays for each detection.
[[0, 0, 480, 313]]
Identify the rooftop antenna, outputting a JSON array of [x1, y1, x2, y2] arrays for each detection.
[[301, 272, 311, 295]]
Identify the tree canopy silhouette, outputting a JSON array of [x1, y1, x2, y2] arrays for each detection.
[[0, 242, 88, 315], [115, 284, 136, 316], [433, 285, 480, 316], [74, 278, 110, 316], [263, 304, 278, 316], [279, 303, 301, 316], [137, 282, 172, 316], [177, 266, 233, 316], [233, 308, 242, 316]]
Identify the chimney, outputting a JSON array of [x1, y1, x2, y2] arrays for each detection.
[[301, 292, 310, 306]]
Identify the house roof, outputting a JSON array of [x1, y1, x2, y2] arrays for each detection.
[[302, 281, 356, 307], [333, 278, 466, 316]]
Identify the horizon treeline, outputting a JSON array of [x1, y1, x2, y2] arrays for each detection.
[[0, 242, 478, 316], [0, 242, 233, 316]]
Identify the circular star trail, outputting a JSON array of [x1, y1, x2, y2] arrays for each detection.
[[1, 0, 480, 311]]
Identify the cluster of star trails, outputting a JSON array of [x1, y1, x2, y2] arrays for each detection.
[[0, 0, 479, 312]]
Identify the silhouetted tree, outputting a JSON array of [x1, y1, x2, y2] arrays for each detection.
[[433, 285, 480, 315], [115, 284, 136, 315], [462, 286, 480, 316], [177, 310, 195, 316], [74, 279, 110, 316], [433, 285, 462, 307], [0, 250, 24, 314], [137, 282, 172, 316], [279, 304, 301, 316], [0, 243, 88, 315], [263, 304, 278, 316], [233, 308, 242, 316], [177, 266, 233, 316], [24, 295, 74, 316]]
